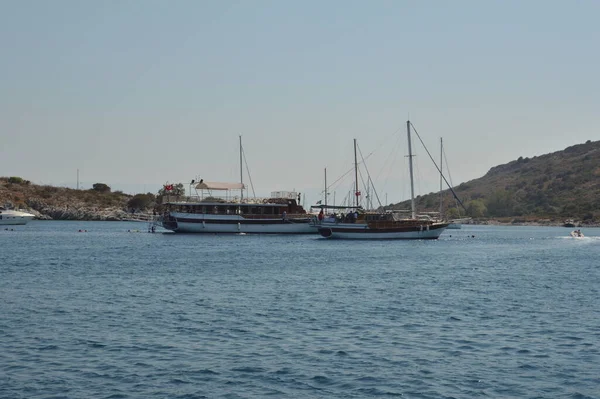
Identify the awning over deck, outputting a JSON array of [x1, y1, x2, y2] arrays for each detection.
[[195, 181, 245, 191]]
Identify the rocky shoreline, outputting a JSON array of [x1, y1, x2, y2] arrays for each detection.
[[23, 199, 150, 221], [468, 219, 599, 227]]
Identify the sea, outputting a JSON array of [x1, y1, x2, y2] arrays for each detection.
[[1, 221, 599, 399]]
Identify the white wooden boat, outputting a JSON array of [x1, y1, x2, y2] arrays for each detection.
[[160, 187, 313, 234], [159, 136, 313, 234]]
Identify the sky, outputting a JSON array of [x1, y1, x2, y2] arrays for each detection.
[[1, 0, 598, 206]]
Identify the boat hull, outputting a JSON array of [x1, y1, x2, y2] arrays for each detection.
[[0, 211, 35, 225], [318, 222, 448, 239], [162, 213, 315, 234]]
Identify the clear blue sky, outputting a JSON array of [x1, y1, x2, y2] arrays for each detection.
[[1, 1, 598, 206]]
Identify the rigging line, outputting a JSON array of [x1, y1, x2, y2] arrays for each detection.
[[357, 167, 367, 206], [359, 125, 405, 166], [413, 150, 423, 202], [241, 146, 256, 199], [357, 144, 383, 208], [324, 145, 380, 195], [374, 130, 402, 181], [329, 127, 402, 192], [442, 145, 462, 217], [409, 122, 467, 213], [379, 133, 403, 197], [326, 165, 356, 193], [442, 145, 454, 188]]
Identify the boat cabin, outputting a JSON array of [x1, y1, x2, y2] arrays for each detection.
[[163, 200, 305, 216], [160, 181, 306, 216]]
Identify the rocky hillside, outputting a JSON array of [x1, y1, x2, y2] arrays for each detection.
[[391, 139, 600, 224], [0, 177, 156, 220]]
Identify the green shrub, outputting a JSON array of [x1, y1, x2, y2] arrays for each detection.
[[8, 176, 24, 184], [92, 183, 111, 193]]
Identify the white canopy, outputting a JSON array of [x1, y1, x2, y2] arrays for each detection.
[[195, 181, 245, 191]]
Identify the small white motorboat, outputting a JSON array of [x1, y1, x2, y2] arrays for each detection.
[[570, 230, 584, 238], [0, 207, 35, 225]]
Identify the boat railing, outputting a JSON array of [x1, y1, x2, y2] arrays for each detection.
[[237, 213, 309, 220], [123, 212, 155, 222], [160, 194, 293, 205]]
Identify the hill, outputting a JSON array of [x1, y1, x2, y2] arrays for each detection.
[[0, 177, 156, 220], [390, 139, 600, 224]]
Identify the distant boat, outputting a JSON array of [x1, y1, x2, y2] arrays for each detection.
[[564, 219, 577, 228], [447, 217, 472, 229], [315, 121, 448, 239], [0, 207, 35, 225], [570, 229, 584, 238]]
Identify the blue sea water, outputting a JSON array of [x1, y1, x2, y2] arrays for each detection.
[[1, 221, 599, 399]]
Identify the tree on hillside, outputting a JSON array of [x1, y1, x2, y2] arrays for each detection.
[[127, 193, 156, 211], [486, 190, 514, 217], [8, 176, 30, 185], [92, 183, 111, 193], [466, 199, 487, 218], [446, 208, 460, 219]]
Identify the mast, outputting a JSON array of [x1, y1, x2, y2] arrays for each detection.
[[407, 121, 416, 219], [324, 168, 328, 208], [440, 137, 443, 217], [239, 135, 243, 201], [354, 138, 359, 207]]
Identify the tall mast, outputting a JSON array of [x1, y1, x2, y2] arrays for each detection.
[[354, 138, 359, 207], [324, 168, 328, 208], [239, 135, 243, 202], [440, 137, 443, 217], [407, 120, 416, 219]]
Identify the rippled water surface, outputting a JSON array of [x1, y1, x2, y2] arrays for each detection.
[[1, 221, 600, 398]]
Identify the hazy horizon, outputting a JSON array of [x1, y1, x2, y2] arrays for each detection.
[[2, 1, 598, 205]]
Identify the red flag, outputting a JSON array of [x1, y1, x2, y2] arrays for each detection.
[[355, 191, 361, 196], [165, 184, 173, 191]]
